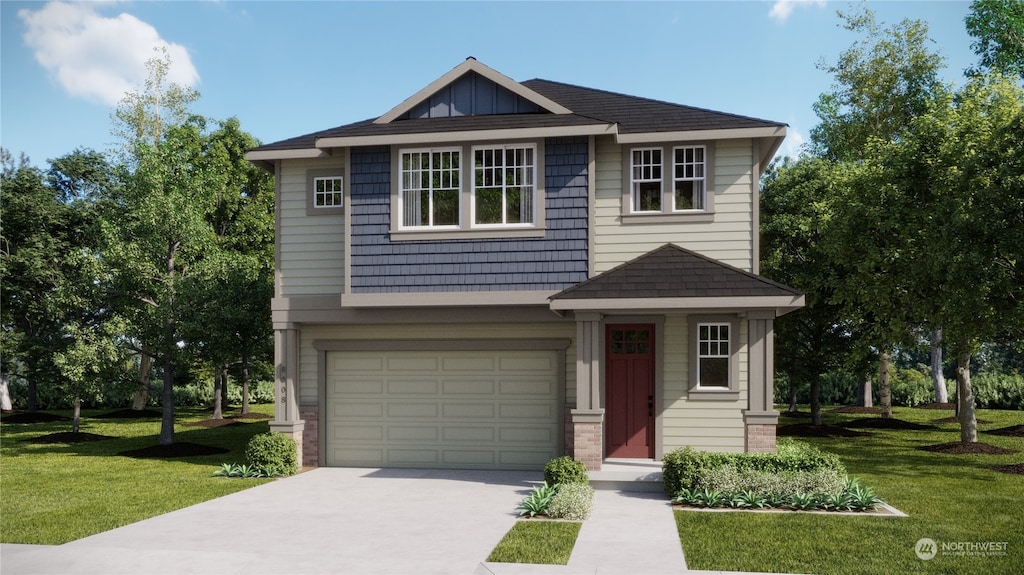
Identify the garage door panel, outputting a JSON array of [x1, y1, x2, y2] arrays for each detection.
[[326, 349, 560, 470]]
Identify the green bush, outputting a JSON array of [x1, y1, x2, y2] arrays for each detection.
[[973, 372, 1024, 410], [662, 439, 846, 496], [544, 456, 589, 486], [694, 464, 847, 497], [516, 482, 558, 517], [547, 483, 595, 520], [245, 432, 298, 477], [889, 367, 948, 407]]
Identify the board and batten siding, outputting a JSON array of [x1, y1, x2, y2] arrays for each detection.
[[662, 315, 748, 453], [277, 157, 346, 297], [297, 323, 578, 409], [593, 136, 755, 273]]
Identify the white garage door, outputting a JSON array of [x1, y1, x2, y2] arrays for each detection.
[[325, 349, 561, 470]]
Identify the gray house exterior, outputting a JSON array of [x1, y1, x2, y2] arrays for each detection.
[[247, 59, 803, 471]]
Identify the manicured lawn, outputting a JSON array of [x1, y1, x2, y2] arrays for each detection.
[[0, 404, 275, 545], [487, 520, 582, 564], [675, 407, 1024, 575]]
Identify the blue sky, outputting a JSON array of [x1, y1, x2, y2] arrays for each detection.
[[2, 1, 977, 168]]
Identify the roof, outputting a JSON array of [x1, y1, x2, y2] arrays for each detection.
[[549, 244, 803, 312], [248, 59, 785, 157]]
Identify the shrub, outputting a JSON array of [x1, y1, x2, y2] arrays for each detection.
[[544, 456, 589, 486], [662, 439, 845, 496], [245, 432, 298, 477], [517, 482, 558, 517], [547, 483, 594, 520], [973, 372, 1024, 410], [889, 367, 942, 407], [693, 463, 846, 497]]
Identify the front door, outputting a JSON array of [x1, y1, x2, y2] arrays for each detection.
[[605, 324, 655, 458]]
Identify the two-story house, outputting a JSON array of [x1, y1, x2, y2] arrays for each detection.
[[246, 58, 803, 471]]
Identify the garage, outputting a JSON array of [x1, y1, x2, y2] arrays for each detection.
[[324, 348, 562, 470]]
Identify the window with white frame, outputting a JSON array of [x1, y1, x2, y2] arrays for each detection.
[[473, 144, 535, 226], [400, 149, 461, 228], [697, 322, 730, 388], [313, 176, 344, 209], [630, 148, 663, 212], [673, 146, 705, 210]]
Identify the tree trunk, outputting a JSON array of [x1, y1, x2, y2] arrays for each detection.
[[211, 369, 223, 420], [810, 375, 822, 426], [787, 378, 799, 413], [159, 354, 175, 446], [930, 330, 948, 403], [240, 351, 251, 415], [72, 398, 81, 434], [26, 378, 38, 413], [857, 371, 873, 407], [0, 374, 12, 411], [220, 367, 230, 411], [956, 352, 978, 443], [879, 352, 892, 419], [132, 351, 152, 410]]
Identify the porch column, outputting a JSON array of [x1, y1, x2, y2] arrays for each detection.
[[571, 313, 604, 471], [270, 327, 306, 465], [745, 313, 778, 452]]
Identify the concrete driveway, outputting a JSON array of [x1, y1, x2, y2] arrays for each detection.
[[1, 468, 540, 575]]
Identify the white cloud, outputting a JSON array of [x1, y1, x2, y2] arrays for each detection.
[[768, 0, 826, 23], [782, 126, 808, 159], [19, 1, 199, 106]]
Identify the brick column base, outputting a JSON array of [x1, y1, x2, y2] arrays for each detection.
[[300, 409, 319, 468], [746, 423, 777, 452], [572, 421, 603, 471]]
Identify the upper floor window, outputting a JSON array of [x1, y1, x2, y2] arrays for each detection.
[[622, 142, 715, 222], [400, 149, 460, 228], [473, 144, 535, 226], [313, 176, 344, 209], [673, 146, 705, 210]]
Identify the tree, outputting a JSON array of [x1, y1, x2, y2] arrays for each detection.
[[965, 0, 1024, 79], [103, 50, 218, 445]]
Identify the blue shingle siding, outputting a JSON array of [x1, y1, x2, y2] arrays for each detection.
[[349, 137, 589, 293]]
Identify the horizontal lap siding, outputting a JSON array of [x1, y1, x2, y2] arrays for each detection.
[[593, 136, 755, 273], [278, 158, 345, 297], [298, 323, 577, 408], [662, 315, 748, 453]]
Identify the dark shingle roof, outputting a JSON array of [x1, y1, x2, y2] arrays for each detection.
[[250, 75, 784, 153], [550, 244, 802, 300]]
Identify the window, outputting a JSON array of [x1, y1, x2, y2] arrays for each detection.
[[673, 146, 705, 210], [688, 315, 740, 399], [473, 144, 535, 226], [313, 176, 344, 209], [697, 323, 729, 388], [400, 149, 460, 228], [622, 143, 714, 221], [631, 148, 662, 212]]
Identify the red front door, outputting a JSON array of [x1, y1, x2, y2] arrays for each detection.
[[605, 324, 655, 458]]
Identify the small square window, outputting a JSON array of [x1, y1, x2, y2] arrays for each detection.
[[313, 176, 343, 209]]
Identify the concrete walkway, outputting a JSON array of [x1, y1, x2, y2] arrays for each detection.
[[0, 467, 770, 575]]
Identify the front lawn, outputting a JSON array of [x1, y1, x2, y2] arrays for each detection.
[[487, 520, 582, 564], [0, 405, 275, 545], [675, 407, 1024, 575]]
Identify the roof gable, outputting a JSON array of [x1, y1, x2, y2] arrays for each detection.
[[374, 58, 572, 125], [550, 244, 802, 301]]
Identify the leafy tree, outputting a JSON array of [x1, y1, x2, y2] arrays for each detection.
[[965, 0, 1024, 78]]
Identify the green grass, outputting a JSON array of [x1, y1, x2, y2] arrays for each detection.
[[0, 404, 275, 544], [487, 520, 582, 564], [675, 407, 1024, 575]]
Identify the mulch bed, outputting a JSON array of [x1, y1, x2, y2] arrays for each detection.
[[984, 425, 1024, 437], [779, 411, 812, 418], [187, 418, 243, 428], [917, 442, 1019, 455], [1, 411, 71, 424], [915, 402, 956, 410], [830, 406, 883, 414], [93, 408, 162, 419], [118, 442, 229, 458], [933, 416, 992, 425], [24, 432, 117, 444], [777, 423, 873, 438], [841, 418, 937, 431], [991, 463, 1024, 475]]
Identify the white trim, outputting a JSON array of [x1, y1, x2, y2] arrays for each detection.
[[615, 126, 787, 144], [245, 148, 330, 161], [317, 124, 615, 149], [312, 175, 344, 209], [549, 295, 805, 312], [374, 59, 573, 125], [397, 146, 463, 230], [470, 142, 538, 227], [671, 144, 706, 212]]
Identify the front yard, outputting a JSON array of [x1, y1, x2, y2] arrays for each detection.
[[675, 406, 1023, 574]]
